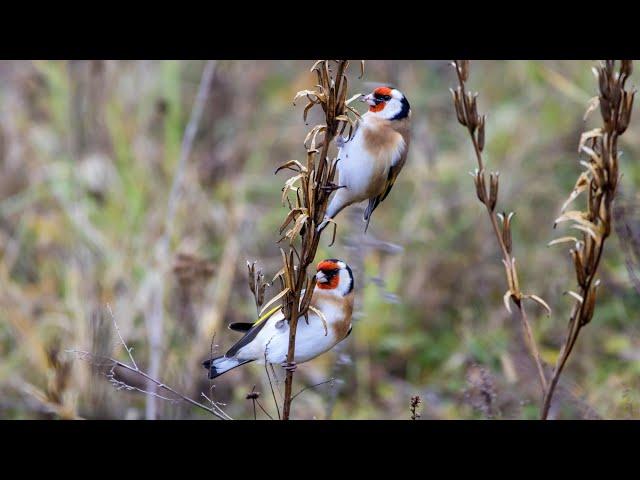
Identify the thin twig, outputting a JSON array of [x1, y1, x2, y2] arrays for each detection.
[[68, 349, 231, 420], [107, 303, 137, 370], [264, 339, 281, 420], [68, 300, 231, 420], [201, 392, 232, 420], [255, 399, 274, 420], [290, 378, 335, 403]]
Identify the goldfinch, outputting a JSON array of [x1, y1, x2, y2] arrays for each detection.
[[318, 86, 411, 232], [202, 259, 354, 379]]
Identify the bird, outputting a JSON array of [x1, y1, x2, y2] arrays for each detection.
[[317, 86, 411, 233], [202, 259, 355, 379]]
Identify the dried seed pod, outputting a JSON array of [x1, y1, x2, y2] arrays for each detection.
[[611, 82, 622, 109], [503, 219, 513, 255], [499, 212, 514, 255], [621, 60, 633, 79], [450, 88, 467, 126], [600, 96, 612, 126], [477, 115, 486, 152], [488, 171, 499, 211], [246, 390, 260, 400], [598, 66, 610, 99], [570, 248, 586, 287], [581, 281, 600, 326], [458, 60, 469, 82], [467, 92, 479, 130], [618, 90, 635, 134], [471, 169, 487, 204]]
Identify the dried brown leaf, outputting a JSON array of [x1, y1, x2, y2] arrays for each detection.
[[308, 305, 328, 336], [259, 288, 291, 317]]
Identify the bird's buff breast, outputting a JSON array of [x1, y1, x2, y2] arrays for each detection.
[[338, 125, 400, 198]]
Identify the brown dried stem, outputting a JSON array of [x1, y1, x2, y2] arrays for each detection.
[[541, 60, 635, 419], [277, 60, 359, 420], [451, 60, 549, 396]]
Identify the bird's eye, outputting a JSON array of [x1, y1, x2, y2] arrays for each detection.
[[322, 268, 340, 275]]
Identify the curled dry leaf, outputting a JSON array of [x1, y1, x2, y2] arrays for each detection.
[[258, 288, 291, 317], [279, 208, 307, 234], [561, 172, 590, 213], [578, 127, 602, 152], [346, 93, 363, 106], [293, 89, 324, 106], [548, 236, 580, 247], [580, 145, 604, 167], [503, 290, 513, 314], [583, 97, 600, 121], [275, 160, 307, 175], [308, 305, 328, 336], [564, 290, 584, 304], [284, 213, 309, 242], [554, 210, 596, 229], [571, 224, 600, 243], [525, 294, 552, 316], [304, 125, 327, 151], [271, 268, 285, 284], [281, 174, 303, 205]]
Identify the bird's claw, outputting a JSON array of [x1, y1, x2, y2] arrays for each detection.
[[335, 136, 348, 148], [281, 361, 297, 373], [320, 182, 345, 193]]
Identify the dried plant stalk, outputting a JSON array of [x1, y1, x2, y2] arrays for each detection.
[[451, 60, 549, 396], [276, 60, 360, 420], [541, 60, 635, 419], [68, 306, 232, 420]]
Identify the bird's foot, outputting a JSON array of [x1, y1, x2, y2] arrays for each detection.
[[281, 361, 297, 373], [316, 216, 330, 232], [335, 135, 348, 148], [320, 182, 345, 193]]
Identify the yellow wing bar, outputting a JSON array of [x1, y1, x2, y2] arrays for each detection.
[[253, 304, 282, 327]]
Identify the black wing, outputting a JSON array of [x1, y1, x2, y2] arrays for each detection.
[[225, 307, 282, 358]]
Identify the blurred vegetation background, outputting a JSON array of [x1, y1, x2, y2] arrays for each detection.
[[2, 60, 640, 420]]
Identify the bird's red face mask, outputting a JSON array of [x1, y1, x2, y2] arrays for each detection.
[[315, 260, 341, 290], [362, 86, 393, 113]]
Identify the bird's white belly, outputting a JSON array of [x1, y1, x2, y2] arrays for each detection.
[[238, 313, 341, 365], [338, 133, 389, 199]]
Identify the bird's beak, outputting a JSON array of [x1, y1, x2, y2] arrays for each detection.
[[316, 271, 328, 284], [361, 93, 376, 106]]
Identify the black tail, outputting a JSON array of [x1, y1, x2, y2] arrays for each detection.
[[363, 197, 380, 233], [202, 355, 252, 379]]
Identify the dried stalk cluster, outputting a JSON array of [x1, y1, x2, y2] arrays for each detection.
[[274, 60, 362, 420], [451, 60, 550, 395], [541, 60, 635, 419], [453, 60, 636, 419]]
